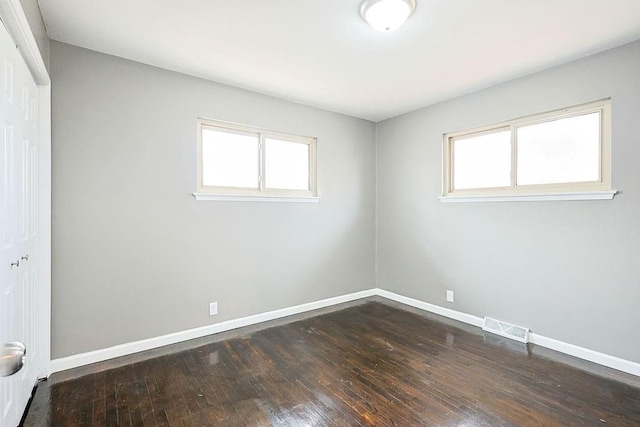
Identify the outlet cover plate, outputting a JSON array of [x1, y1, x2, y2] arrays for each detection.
[[209, 302, 218, 316], [446, 290, 454, 302]]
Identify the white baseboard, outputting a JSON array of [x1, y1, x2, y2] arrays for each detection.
[[528, 333, 640, 377], [49, 288, 640, 379], [49, 289, 376, 374], [375, 288, 484, 328], [377, 289, 640, 378]]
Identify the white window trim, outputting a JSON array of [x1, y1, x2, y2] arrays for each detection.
[[439, 190, 617, 203], [192, 193, 320, 203], [196, 118, 318, 200], [441, 99, 616, 202]]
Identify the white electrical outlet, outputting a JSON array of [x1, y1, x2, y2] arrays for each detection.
[[209, 302, 218, 316], [446, 290, 454, 303]]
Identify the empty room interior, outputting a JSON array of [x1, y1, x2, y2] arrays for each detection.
[[1, 0, 640, 425]]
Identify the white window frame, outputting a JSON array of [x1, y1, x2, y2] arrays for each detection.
[[194, 118, 318, 202], [441, 99, 616, 202]]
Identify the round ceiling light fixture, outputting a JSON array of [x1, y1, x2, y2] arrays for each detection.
[[360, 0, 416, 32]]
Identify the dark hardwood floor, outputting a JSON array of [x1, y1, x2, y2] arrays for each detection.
[[23, 300, 640, 426]]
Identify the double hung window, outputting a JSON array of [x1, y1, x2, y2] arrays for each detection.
[[442, 99, 613, 201], [196, 119, 317, 200]]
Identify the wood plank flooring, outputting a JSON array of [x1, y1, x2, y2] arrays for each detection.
[[22, 301, 640, 426]]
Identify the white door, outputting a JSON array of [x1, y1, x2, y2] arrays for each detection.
[[0, 20, 39, 427]]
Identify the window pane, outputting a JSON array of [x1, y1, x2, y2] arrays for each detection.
[[453, 130, 511, 189], [517, 113, 600, 185], [201, 129, 259, 188], [264, 138, 309, 191]]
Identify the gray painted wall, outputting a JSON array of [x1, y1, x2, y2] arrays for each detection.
[[51, 36, 640, 364], [51, 42, 376, 358], [376, 40, 640, 363], [19, 0, 49, 68]]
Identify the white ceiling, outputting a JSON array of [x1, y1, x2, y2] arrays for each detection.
[[38, 0, 640, 122]]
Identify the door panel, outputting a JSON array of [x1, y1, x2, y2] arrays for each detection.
[[16, 50, 38, 416], [1, 39, 20, 427], [0, 21, 39, 427]]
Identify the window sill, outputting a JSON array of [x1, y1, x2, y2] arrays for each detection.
[[439, 190, 618, 203], [193, 193, 321, 203]]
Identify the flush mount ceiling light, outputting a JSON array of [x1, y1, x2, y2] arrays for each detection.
[[360, 0, 416, 32]]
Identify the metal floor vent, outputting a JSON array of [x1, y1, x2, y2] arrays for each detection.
[[482, 317, 530, 344]]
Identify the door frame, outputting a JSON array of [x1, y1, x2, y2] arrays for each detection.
[[0, 0, 51, 380]]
